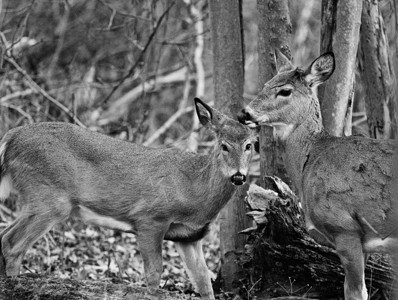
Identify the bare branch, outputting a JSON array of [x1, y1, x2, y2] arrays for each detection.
[[98, 67, 188, 125], [143, 101, 214, 147], [100, 1, 175, 106], [142, 106, 193, 147], [98, 0, 151, 22], [0, 89, 35, 103], [1, 103, 33, 123], [4, 56, 86, 127]]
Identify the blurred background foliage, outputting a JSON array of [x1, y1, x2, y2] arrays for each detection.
[[0, 0, 395, 298], [0, 0, 324, 143]]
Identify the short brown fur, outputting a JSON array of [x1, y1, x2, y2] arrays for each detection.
[[239, 52, 397, 300], [0, 98, 257, 300]]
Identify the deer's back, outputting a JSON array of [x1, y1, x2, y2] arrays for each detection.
[[302, 134, 396, 240], [0, 123, 209, 218]]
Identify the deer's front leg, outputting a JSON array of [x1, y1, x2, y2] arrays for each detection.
[[175, 240, 214, 300], [136, 230, 164, 288], [335, 234, 367, 300]]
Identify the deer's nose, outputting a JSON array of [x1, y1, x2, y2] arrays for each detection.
[[237, 108, 252, 124], [231, 172, 246, 186]]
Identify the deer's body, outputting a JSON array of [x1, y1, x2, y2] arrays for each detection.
[[0, 122, 232, 238], [0, 99, 256, 300], [239, 52, 397, 300], [285, 119, 396, 249]]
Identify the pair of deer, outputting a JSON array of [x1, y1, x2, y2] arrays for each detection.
[[0, 52, 396, 300]]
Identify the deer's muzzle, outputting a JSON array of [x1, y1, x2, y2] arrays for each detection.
[[231, 172, 246, 186], [237, 108, 258, 127]]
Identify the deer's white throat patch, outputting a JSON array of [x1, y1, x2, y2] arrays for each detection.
[[271, 123, 295, 141]]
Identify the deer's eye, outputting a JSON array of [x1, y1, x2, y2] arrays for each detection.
[[276, 89, 292, 97], [221, 144, 229, 152], [245, 143, 252, 151]]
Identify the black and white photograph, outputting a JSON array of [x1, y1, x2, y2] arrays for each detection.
[[0, 1, 397, 299]]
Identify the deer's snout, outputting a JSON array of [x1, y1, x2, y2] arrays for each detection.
[[237, 108, 252, 124], [231, 171, 246, 186]]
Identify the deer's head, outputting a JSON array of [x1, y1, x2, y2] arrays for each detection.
[[238, 51, 335, 140], [195, 98, 257, 186]]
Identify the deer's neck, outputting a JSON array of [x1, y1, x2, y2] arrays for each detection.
[[282, 106, 326, 190], [193, 151, 237, 218]]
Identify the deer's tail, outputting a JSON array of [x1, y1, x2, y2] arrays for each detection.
[[0, 141, 12, 201]]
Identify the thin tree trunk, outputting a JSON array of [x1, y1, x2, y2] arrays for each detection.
[[319, 0, 362, 136], [257, 0, 292, 188], [360, 0, 397, 139], [208, 0, 248, 291], [380, 0, 398, 113]]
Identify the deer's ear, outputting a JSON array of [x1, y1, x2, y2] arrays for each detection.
[[194, 98, 226, 129], [304, 52, 335, 88], [254, 137, 260, 153], [194, 97, 213, 126], [275, 49, 294, 73]]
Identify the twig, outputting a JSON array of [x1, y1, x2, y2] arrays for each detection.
[[1, 103, 33, 123], [100, 1, 175, 106], [143, 101, 214, 147], [98, 67, 188, 125], [143, 106, 194, 147], [178, 68, 192, 110], [0, 83, 97, 104], [107, 8, 116, 30], [4, 56, 86, 127], [352, 116, 367, 127], [98, 0, 151, 22], [0, 89, 35, 103]]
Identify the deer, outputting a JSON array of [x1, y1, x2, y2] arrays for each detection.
[[0, 97, 258, 300], [238, 51, 397, 300]]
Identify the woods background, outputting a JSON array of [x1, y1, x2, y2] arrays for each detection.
[[0, 0, 397, 299]]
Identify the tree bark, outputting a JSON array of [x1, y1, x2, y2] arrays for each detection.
[[257, 0, 292, 187], [318, 0, 362, 137], [379, 0, 398, 113], [208, 0, 248, 292], [209, 0, 244, 117], [0, 274, 197, 300], [360, 0, 397, 139]]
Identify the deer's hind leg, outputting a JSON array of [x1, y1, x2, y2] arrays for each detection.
[[1, 192, 71, 276], [136, 223, 166, 289], [0, 220, 19, 276]]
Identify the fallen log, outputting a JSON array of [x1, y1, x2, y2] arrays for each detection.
[[0, 274, 197, 300], [240, 177, 396, 300]]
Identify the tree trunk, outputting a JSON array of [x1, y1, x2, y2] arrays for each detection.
[[0, 274, 197, 300], [318, 0, 362, 136], [208, 0, 248, 292], [257, 0, 292, 187], [360, 0, 397, 139], [209, 0, 244, 118], [243, 182, 396, 299], [380, 0, 398, 113]]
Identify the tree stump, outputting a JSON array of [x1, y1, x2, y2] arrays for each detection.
[[241, 178, 396, 299]]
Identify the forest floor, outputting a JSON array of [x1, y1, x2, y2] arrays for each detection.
[[0, 204, 222, 298]]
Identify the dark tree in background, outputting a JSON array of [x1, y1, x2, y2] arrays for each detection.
[[360, 0, 397, 139], [319, 0, 362, 137], [208, 0, 249, 292], [257, 0, 292, 188]]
